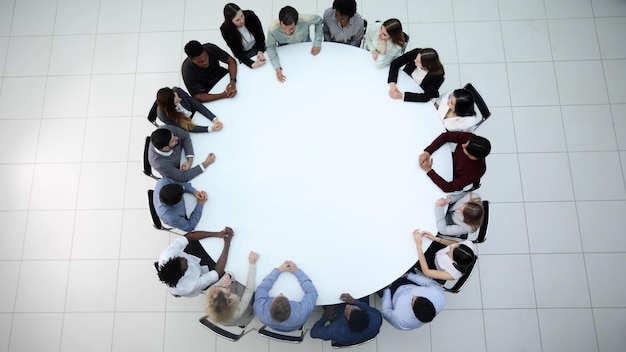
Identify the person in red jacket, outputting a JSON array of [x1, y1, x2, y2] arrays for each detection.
[[419, 132, 491, 193]]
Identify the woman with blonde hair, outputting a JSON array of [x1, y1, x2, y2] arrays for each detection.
[[435, 192, 483, 238], [205, 251, 258, 326], [156, 87, 223, 133], [362, 18, 405, 68]]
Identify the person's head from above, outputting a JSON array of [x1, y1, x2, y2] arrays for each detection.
[[333, 0, 357, 23], [279, 6, 299, 35], [159, 183, 185, 206], [184, 40, 209, 68], [270, 293, 291, 322], [415, 48, 444, 74], [462, 134, 491, 160], [380, 19, 404, 47], [449, 243, 476, 274], [154, 257, 188, 287], [460, 199, 484, 230], [206, 282, 241, 323], [223, 3, 245, 29], [449, 89, 476, 117], [156, 87, 181, 113], [411, 296, 436, 323], [345, 304, 370, 332], [151, 128, 178, 152]]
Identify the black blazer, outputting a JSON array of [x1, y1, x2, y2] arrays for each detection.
[[220, 10, 266, 68], [387, 48, 445, 103]]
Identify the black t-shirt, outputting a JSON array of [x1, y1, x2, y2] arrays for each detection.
[[181, 43, 230, 96]]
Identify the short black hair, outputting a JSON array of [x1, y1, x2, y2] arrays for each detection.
[[279, 6, 298, 25], [333, 0, 357, 17], [184, 40, 204, 58], [412, 297, 436, 323], [466, 135, 491, 159], [154, 257, 185, 287], [151, 128, 173, 150], [347, 308, 370, 332], [159, 183, 184, 206]]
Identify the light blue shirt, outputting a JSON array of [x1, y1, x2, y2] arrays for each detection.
[[266, 14, 323, 68], [153, 177, 203, 232]]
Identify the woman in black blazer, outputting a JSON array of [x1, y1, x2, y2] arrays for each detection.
[[388, 48, 445, 102], [220, 3, 267, 68]]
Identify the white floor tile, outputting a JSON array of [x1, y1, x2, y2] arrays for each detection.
[[141, 0, 186, 32], [0, 212, 27, 261], [476, 107, 517, 152], [71, 210, 123, 260], [48, 35, 96, 75], [0, 313, 11, 351], [459, 63, 511, 107], [60, 313, 114, 352], [184, 0, 231, 31], [54, 0, 100, 35], [480, 254, 536, 308], [555, 61, 609, 105], [0, 262, 20, 312], [604, 59, 626, 104], [29, 163, 81, 211], [22, 210, 74, 260], [120, 209, 170, 259], [88, 74, 135, 117], [502, 20, 552, 62], [357, 1, 409, 26], [519, 153, 575, 201], [525, 202, 583, 253], [65, 260, 119, 312], [479, 202, 529, 254], [585, 253, 626, 307], [0, 77, 46, 119], [14, 260, 69, 312], [507, 62, 559, 106], [512, 106, 567, 153], [164, 291, 206, 312], [375, 321, 430, 352], [76, 162, 127, 209], [0, 1, 14, 36], [9, 313, 63, 352], [10, 0, 56, 36], [537, 309, 598, 352], [407, 23, 457, 65], [92, 34, 140, 74], [451, 0, 500, 21], [544, 0, 593, 19], [442, 265, 483, 309], [111, 312, 165, 352], [131, 72, 181, 116], [125, 162, 159, 209], [578, 201, 626, 252], [532, 253, 591, 308], [593, 308, 626, 352], [0, 119, 40, 164], [82, 117, 131, 162], [0, 37, 8, 74], [455, 22, 504, 64], [42, 76, 91, 118], [97, 0, 142, 34], [407, 0, 453, 23], [548, 19, 601, 61], [591, 0, 626, 16], [595, 17, 626, 59], [115, 259, 167, 311], [164, 312, 216, 352], [479, 153, 523, 202], [3, 36, 52, 77], [36, 118, 86, 163], [128, 116, 157, 162], [136, 32, 183, 73], [483, 309, 542, 352], [499, 0, 546, 20], [562, 105, 617, 151], [0, 164, 34, 211], [431, 310, 486, 352], [569, 152, 626, 200]]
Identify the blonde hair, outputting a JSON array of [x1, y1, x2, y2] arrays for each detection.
[[205, 286, 240, 324], [156, 87, 197, 132], [463, 193, 484, 232]]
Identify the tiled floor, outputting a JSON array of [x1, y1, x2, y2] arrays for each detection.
[[0, 0, 625, 351]]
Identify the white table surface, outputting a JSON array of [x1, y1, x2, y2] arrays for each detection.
[[188, 42, 451, 305]]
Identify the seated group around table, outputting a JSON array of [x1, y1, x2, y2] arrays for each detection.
[[147, 0, 492, 344]]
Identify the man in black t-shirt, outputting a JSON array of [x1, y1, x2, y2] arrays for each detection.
[[181, 40, 238, 102]]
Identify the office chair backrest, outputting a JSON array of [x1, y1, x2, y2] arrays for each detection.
[[402, 32, 410, 53], [199, 316, 250, 342], [143, 136, 160, 180], [444, 255, 478, 294], [473, 200, 489, 244], [463, 83, 491, 130], [147, 100, 159, 127], [258, 325, 305, 343], [332, 336, 376, 349]]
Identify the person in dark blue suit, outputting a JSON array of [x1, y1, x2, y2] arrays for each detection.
[[310, 293, 382, 346]]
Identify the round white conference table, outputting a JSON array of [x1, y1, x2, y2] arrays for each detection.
[[188, 42, 451, 305]]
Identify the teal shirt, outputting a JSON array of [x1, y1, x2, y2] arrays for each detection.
[[266, 14, 323, 68]]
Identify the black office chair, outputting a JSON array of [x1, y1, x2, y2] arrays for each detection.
[[332, 336, 376, 349], [143, 136, 160, 180], [463, 83, 491, 131], [147, 189, 180, 234], [199, 316, 252, 342], [473, 200, 489, 244], [258, 325, 305, 344], [402, 32, 410, 53], [147, 100, 159, 127], [443, 256, 478, 294]]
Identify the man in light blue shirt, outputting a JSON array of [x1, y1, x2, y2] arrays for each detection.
[[253, 260, 318, 332], [154, 177, 207, 232], [266, 6, 323, 82]]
